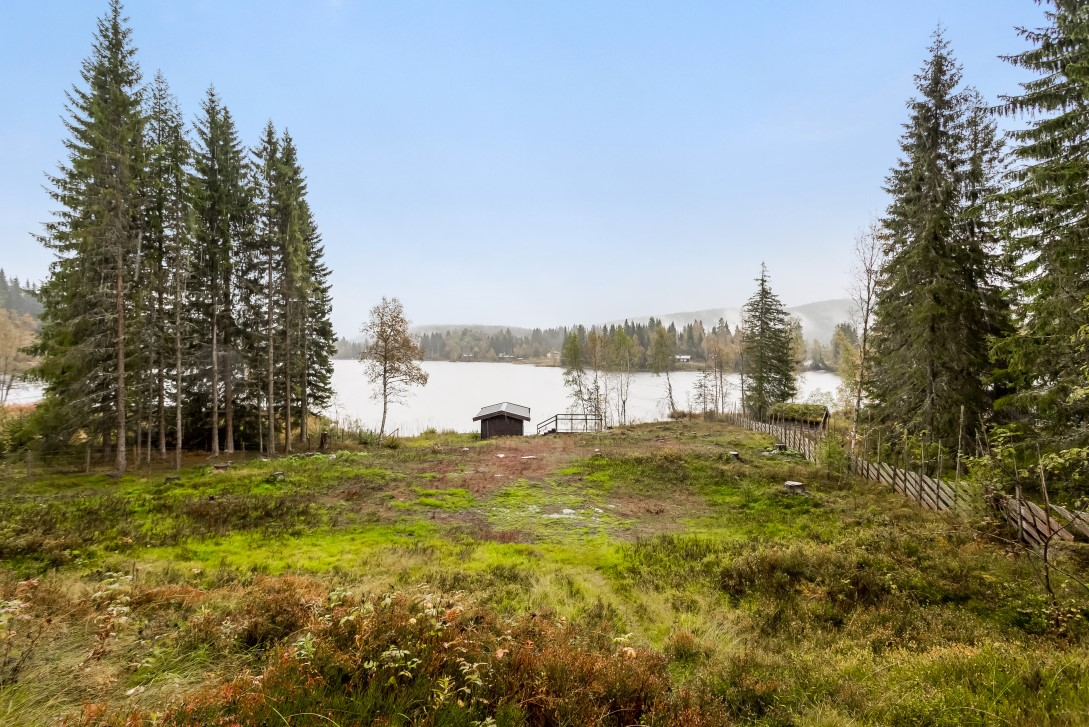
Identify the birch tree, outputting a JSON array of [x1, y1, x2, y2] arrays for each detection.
[[359, 297, 428, 442]]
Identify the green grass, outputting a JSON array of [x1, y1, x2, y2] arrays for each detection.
[[403, 486, 475, 510], [1, 419, 1087, 726]]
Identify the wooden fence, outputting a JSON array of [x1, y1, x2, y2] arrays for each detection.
[[738, 417, 818, 460], [726, 411, 1082, 549]]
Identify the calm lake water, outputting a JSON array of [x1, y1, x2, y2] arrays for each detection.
[[329, 360, 843, 435]]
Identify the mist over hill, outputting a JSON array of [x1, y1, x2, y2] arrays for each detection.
[[613, 298, 853, 346]]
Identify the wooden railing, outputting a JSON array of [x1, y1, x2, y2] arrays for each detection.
[[536, 413, 603, 435]]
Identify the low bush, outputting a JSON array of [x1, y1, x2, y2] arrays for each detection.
[[816, 437, 851, 477], [104, 590, 732, 727]]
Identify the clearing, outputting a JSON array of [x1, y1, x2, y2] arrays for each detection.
[[1, 420, 1087, 725]]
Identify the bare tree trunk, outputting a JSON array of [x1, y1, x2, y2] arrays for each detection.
[[174, 273, 183, 471], [135, 391, 142, 467], [851, 323, 868, 451], [157, 287, 166, 459], [378, 363, 388, 442], [211, 309, 220, 457], [380, 395, 388, 443], [739, 351, 746, 416], [267, 258, 276, 455], [1037, 446, 1056, 603], [284, 302, 292, 453], [157, 360, 166, 459], [225, 355, 235, 454], [849, 222, 884, 452], [115, 244, 127, 474], [301, 332, 309, 447]]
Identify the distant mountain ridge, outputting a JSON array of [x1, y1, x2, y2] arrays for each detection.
[[402, 298, 854, 347]]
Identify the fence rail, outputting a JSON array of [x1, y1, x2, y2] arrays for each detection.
[[536, 413, 603, 435], [727, 411, 1082, 549]]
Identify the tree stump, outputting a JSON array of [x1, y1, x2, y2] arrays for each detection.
[[784, 481, 806, 494]]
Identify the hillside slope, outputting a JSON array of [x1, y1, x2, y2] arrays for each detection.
[[0, 421, 1086, 725]]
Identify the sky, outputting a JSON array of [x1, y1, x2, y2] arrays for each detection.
[[0, 1, 1049, 335]]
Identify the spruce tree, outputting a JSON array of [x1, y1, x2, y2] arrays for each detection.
[[33, 0, 145, 471], [192, 87, 252, 455], [869, 31, 1009, 448], [300, 205, 337, 443], [144, 71, 193, 467], [740, 263, 796, 419], [275, 131, 309, 451], [247, 120, 283, 453], [998, 2, 1089, 442]]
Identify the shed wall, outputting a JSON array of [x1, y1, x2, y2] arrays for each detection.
[[480, 415, 525, 439]]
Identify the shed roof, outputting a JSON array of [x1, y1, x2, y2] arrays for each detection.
[[473, 402, 531, 422]]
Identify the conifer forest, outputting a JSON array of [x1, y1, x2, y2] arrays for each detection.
[[25, 3, 336, 472], [2, 2, 1089, 726]]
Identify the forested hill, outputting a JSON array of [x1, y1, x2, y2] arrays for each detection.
[[334, 298, 853, 361], [616, 298, 852, 348]]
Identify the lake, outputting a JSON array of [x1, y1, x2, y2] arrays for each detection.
[[10, 362, 842, 435], [329, 360, 842, 435]]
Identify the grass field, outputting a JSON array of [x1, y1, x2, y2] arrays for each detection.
[[1, 421, 1088, 725]]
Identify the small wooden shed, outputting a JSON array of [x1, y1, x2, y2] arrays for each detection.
[[473, 402, 530, 440]]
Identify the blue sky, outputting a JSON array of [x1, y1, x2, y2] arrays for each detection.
[[1, 1, 1047, 335]]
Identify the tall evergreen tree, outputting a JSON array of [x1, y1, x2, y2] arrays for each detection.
[[192, 87, 252, 455], [997, 2, 1089, 443], [300, 205, 337, 442], [33, 0, 145, 472], [869, 31, 1009, 448], [247, 120, 283, 454], [274, 131, 309, 451], [144, 71, 193, 468], [740, 263, 796, 419]]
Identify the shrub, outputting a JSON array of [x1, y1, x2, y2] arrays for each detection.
[[234, 576, 323, 651], [664, 629, 705, 664], [817, 437, 851, 477], [111, 590, 733, 727]]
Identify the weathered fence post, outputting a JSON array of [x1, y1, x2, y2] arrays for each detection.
[[1014, 480, 1025, 545], [921, 436, 930, 508], [871, 428, 879, 485], [954, 404, 965, 506], [917, 449, 925, 507]]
